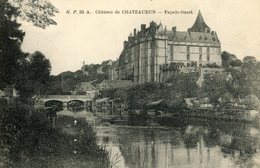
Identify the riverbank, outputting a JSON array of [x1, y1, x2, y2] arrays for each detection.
[[94, 108, 260, 127], [95, 119, 260, 168], [0, 105, 110, 168]]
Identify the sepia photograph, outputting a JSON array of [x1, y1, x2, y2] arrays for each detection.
[[1, 0, 260, 167]]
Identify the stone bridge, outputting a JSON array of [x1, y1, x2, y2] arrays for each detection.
[[37, 95, 94, 111]]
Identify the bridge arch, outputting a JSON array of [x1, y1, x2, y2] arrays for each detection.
[[67, 100, 85, 112], [44, 100, 64, 111]]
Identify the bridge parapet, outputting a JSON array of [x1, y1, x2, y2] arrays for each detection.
[[38, 95, 94, 112]]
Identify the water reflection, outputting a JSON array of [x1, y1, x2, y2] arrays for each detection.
[[96, 121, 260, 168]]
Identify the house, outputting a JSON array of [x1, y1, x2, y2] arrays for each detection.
[[196, 67, 225, 87], [101, 60, 113, 66], [94, 97, 113, 113], [97, 66, 104, 74], [108, 60, 119, 80], [75, 82, 97, 98], [0, 89, 5, 97], [97, 80, 133, 90]]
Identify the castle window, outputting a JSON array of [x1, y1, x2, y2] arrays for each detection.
[[187, 54, 190, 60], [199, 54, 202, 61], [204, 37, 208, 41], [207, 55, 210, 61], [199, 36, 202, 41], [170, 45, 173, 52], [187, 46, 190, 52], [190, 47, 199, 53], [170, 45, 174, 61], [187, 63, 190, 67], [202, 47, 207, 54], [185, 36, 188, 41]]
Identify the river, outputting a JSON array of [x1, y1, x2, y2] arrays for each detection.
[[95, 120, 260, 168], [2, 108, 259, 168]]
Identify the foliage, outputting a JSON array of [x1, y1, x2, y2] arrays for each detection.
[[0, 0, 25, 89], [201, 55, 260, 108], [10, 0, 58, 29], [243, 56, 257, 64], [0, 105, 110, 168], [46, 71, 108, 95], [0, 0, 53, 102], [166, 73, 200, 99], [205, 63, 220, 68], [98, 76, 198, 113], [230, 59, 243, 67], [15, 51, 51, 103], [201, 73, 231, 106], [221, 51, 238, 68], [245, 94, 260, 109]]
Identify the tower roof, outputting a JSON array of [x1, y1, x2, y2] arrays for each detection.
[[189, 10, 211, 32]]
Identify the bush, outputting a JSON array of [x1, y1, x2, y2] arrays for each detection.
[[0, 105, 110, 168]]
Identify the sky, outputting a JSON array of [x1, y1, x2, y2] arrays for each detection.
[[20, 0, 260, 75]]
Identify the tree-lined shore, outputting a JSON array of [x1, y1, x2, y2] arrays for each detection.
[[0, 1, 110, 167], [97, 52, 260, 118]]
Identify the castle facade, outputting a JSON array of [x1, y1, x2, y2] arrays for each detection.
[[110, 11, 222, 84]]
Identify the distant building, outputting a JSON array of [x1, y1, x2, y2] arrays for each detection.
[[197, 70, 232, 87], [114, 11, 221, 84], [97, 80, 133, 90], [81, 61, 89, 75], [75, 82, 97, 98], [97, 66, 104, 74], [108, 60, 119, 80], [0, 89, 5, 97], [101, 60, 113, 66]]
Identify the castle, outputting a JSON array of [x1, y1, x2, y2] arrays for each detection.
[[109, 11, 222, 84]]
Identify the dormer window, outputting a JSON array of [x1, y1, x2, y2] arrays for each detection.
[[184, 35, 188, 41]]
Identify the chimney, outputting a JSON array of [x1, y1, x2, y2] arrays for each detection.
[[141, 24, 146, 31], [172, 27, 177, 34], [124, 41, 128, 47], [150, 21, 157, 27]]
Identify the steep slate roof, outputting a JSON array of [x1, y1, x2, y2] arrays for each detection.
[[79, 82, 95, 91], [100, 80, 133, 88], [165, 11, 220, 43], [166, 30, 219, 43], [0, 90, 5, 97], [189, 10, 211, 32]]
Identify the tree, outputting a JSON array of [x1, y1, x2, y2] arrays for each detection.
[[0, 0, 56, 88], [230, 59, 243, 67], [15, 51, 51, 102], [221, 51, 237, 68], [0, 0, 25, 89], [202, 74, 231, 106], [10, 0, 58, 29], [245, 94, 260, 109], [243, 56, 256, 64], [166, 73, 200, 98]]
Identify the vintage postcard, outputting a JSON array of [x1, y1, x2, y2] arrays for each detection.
[[1, 0, 260, 167]]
